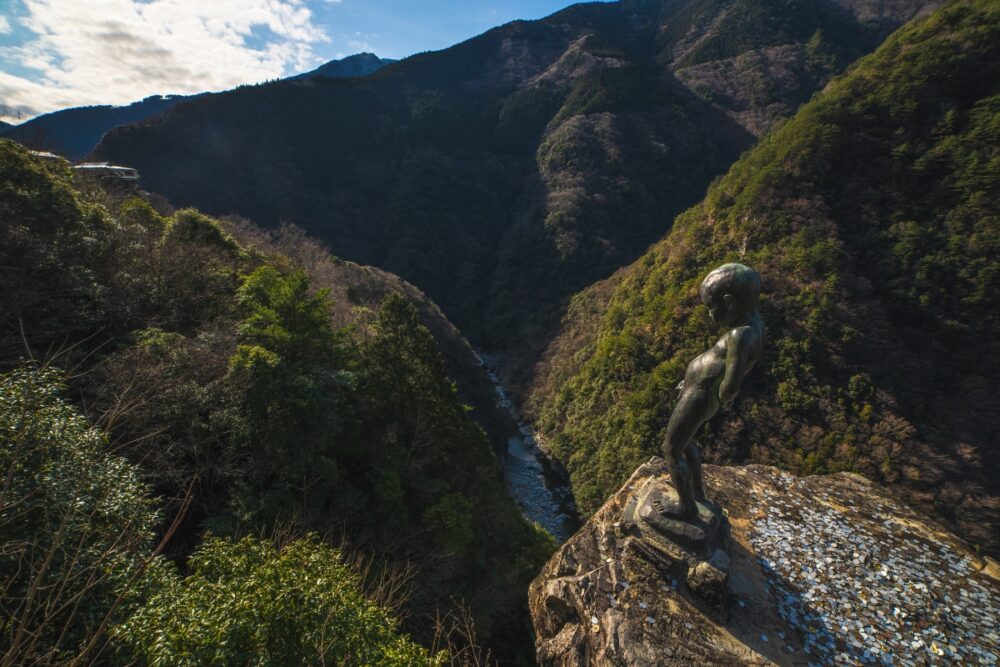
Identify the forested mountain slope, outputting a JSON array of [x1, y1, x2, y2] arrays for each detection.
[[95, 0, 930, 362], [527, 0, 1000, 554], [0, 140, 553, 662]]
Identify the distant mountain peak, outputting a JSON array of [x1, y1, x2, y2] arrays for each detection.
[[294, 52, 395, 80]]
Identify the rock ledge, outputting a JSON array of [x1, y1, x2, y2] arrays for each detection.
[[529, 459, 999, 666]]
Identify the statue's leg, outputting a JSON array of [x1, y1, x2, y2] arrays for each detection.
[[662, 391, 708, 519], [667, 457, 696, 519], [684, 442, 706, 502]]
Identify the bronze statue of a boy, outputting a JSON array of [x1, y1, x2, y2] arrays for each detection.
[[660, 263, 764, 519]]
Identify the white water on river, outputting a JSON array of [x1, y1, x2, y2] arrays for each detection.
[[478, 353, 577, 542]]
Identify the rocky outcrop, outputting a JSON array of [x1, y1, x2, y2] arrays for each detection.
[[675, 44, 824, 136], [529, 459, 1000, 666]]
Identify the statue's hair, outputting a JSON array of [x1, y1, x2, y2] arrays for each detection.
[[700, 263, 761, 314]]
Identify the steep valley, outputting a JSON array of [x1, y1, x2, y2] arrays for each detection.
[[94, 0, 932, 363], [4, 0, 999, 663]]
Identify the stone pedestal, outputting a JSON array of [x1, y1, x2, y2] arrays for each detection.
[[618, 477, 730, 613]]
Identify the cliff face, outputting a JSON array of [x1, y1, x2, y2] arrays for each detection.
[[529, 459, 1000, 666]]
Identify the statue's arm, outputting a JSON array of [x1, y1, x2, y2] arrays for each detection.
[[719, 328, 753, 408]]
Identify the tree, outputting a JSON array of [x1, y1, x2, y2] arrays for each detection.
[[223, 265, 355, 528]]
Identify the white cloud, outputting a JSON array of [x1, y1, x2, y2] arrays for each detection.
[[0, 16, 11, 35], [0, 0, 330, 119], [345, 29, 377, 54]]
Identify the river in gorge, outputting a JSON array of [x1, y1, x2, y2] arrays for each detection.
[[477, 353, 580, 542]]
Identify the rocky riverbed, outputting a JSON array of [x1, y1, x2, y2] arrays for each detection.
[[478, 353, 578, 542]]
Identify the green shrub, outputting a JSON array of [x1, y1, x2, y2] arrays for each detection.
[[0, 365, 159, 664], [114, 535, 444, 667], [165, 208, 240, 253]]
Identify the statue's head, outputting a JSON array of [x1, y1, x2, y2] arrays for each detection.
[[699, 263, 760, 326]]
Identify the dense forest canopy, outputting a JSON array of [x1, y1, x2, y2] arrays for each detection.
[[0, 140, 553, 663]]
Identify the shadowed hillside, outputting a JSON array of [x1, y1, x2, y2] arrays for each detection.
[[95, 0, 931, 367], [2, 54, 394, 161], [527, 0, 1000, 554]]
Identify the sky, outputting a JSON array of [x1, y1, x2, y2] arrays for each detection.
[[0, 0, 592, 123]]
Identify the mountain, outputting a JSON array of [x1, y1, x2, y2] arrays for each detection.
[[294, 52, 395, 79], [2, 56, 395, 162], [94, 0, 932, 365], [2, 94, 196, 160], [527, 0, 1000, 554]]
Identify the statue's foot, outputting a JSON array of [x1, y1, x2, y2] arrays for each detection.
[[631, 481, 722, 548], [648, 493, 697, 521]]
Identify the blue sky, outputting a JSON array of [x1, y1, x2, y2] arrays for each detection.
[[310, 1, 583, 58], [0, 0, 594, 123]]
